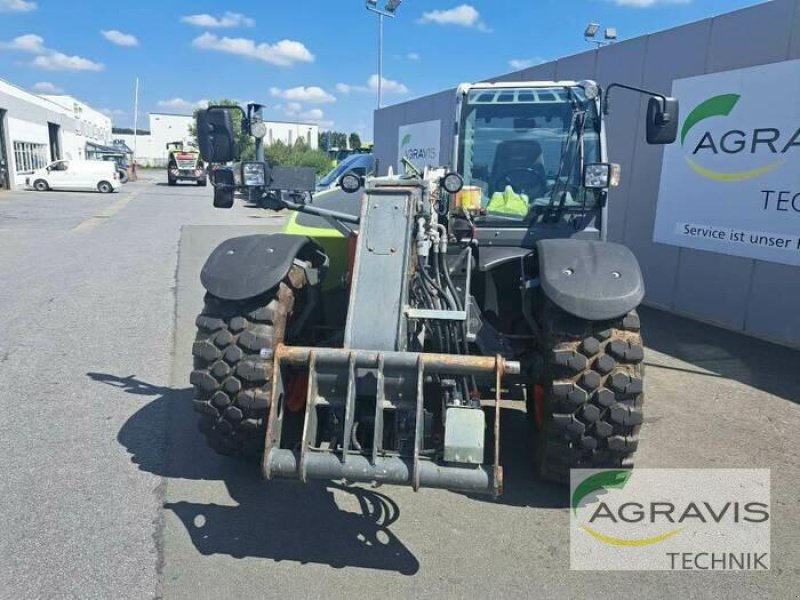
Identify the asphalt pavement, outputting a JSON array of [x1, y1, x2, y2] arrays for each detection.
[[0, 171, 798, 599]]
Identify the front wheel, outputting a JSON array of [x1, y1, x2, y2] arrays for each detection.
[[33, 179, 49, 192], [98, 181, 114, 193], [190, 269, 307, 456], [532, 302, 644, 483]]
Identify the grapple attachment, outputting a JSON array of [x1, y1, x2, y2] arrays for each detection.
[[263, 345, 520, 496]]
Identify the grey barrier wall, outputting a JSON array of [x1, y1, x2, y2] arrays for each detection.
[[374, 0, 800, 348]]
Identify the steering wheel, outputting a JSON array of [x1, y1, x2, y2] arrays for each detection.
[[494, 167, 547, 199]]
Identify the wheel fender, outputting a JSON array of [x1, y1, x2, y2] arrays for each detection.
[[200, 233, 322, 301], [536, 239, 644, 321]]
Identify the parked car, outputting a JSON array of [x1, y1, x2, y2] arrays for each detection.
[[316, 153, 374, 192], [26, 160, 120, 193]]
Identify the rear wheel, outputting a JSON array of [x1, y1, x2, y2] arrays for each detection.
[[532, 302, 644, 483], [98, 181, 113, 193], [197, 177, 207, 187], [33, 179, 49, 192], [190, 267, 307, 457]]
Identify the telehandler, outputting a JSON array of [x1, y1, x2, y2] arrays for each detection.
[[191, 82, 678, 495]]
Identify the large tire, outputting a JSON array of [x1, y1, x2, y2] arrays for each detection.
[[532, 302, 644, 483], [190, 269, 306, 457]]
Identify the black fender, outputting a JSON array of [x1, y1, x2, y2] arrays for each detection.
[[200, 233, 322, 301], [536, 239, 644, 321]]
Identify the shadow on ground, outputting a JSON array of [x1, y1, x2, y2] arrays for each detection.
[[640, 307, 800, 405], [91, 372, 419, 574]]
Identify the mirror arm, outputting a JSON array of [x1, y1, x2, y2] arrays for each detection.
[[280, 195, 361, 225], [603, 83, 669, 116]]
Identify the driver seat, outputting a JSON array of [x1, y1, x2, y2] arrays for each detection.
[[491, 140, 546, 194]]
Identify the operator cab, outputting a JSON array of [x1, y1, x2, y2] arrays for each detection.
[[456, 82, 605, 230]]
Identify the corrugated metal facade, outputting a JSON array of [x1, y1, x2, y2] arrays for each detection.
[[374, 0, 800, 348]]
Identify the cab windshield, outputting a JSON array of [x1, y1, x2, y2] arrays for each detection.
[[457, 86, 601, 224]]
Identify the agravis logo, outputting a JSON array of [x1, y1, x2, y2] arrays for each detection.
[[681, 94, 794, 182], [570, 469, 771, 571], [571, 470, 681, 547]]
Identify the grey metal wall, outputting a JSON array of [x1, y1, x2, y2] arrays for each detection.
[[374, 0, 800, 348]]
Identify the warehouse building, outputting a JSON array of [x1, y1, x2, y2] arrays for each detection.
[[374, 0, 800, 348], [0, 80, 117, 190], [116, 113, 319, 167]]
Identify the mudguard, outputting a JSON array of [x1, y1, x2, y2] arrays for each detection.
[[200, 233, 319, 301], [537, 239, 644, 321]]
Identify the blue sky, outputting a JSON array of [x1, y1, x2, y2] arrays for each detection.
[[0, 0, 765, 138]]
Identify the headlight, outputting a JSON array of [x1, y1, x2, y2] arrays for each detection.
[[251, 121, 267, 139], [442, 172, 464, 194], [242, 161, 266, 186], [583, 162, 621, 189], [340, 172, 362, 194]]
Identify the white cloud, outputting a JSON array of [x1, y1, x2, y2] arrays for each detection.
[[31, 81, 62, 93], [285, 101, 302, 113], [337, 75, 409, 96], [101, 29, 139, 47], [181, 12, 255, 28], [417, 5, 490, 31], [101, 107, 125, 117], [509, 57, 546, 70], [33, 52, 103, 71], [269, 86, 335, 104], [368, 74, 408, 94], [0, 33, 46, 53], [1, 33, 103, 71], [610, 0, 689, 5], [0, 0, 37, 12], [406, 52, 420, 61], [301, 108, 324, 121], [192, 32, 313, 67], [157, 97, 207, 112]]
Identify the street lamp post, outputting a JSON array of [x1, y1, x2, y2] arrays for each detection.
[[365, 0, 403, 109], [584, 22, 618, 48]]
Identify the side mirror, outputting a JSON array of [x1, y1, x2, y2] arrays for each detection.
[[197, 108, 237, 163], [646, 97, 679, 145], [212, 168, 235, 209]]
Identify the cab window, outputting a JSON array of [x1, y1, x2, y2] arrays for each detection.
[[50, 161, 69, 172]]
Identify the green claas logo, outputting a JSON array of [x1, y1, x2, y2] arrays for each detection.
[[682, 94, 800, 182]]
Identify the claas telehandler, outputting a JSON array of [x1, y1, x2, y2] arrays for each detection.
[[191, 81, 678, 495]]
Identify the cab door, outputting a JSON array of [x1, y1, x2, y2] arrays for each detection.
[[46, 160, 71, 189]]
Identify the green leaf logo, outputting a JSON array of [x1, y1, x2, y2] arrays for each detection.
[[680, 94, 740, 145], [401, 133, 412, 148], [571, 470, 632, 515]]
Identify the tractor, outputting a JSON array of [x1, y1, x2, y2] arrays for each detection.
[[191, 81, 678, 495], [166, 141, 207, 187]]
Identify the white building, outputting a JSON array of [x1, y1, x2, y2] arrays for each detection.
[[262, 120, 319, 150], [116, 113, 319, 167], [0, 78, 81, 190], [115, 112, 194, 167], [40, 95, 112, 155]]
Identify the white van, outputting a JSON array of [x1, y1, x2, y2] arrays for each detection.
[[26, 160, 120, 193]]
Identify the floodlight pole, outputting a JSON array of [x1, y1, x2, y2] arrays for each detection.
[[378, 12, 383, 108], [366, 2, 398, 109]]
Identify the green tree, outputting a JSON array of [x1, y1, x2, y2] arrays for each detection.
[[349, 132, 362, 150], [265, 139, 332, 176]]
